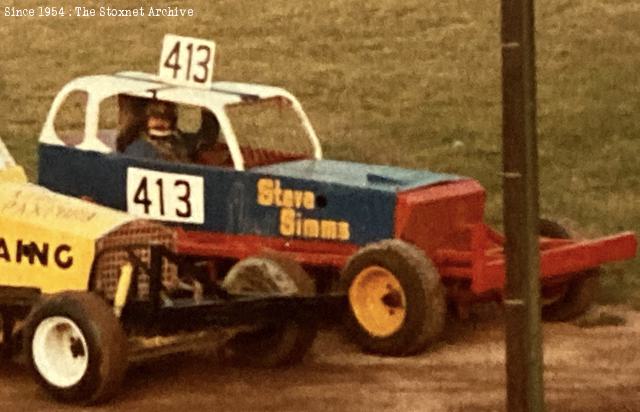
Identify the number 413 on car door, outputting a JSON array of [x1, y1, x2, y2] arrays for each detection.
[[126, 167, 204, 224]]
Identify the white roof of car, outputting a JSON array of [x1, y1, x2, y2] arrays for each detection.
[[60, 71, 299, 109], [39, 71, 323, 168]]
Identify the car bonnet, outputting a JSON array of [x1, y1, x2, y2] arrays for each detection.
[[252, 159, 463, 192]]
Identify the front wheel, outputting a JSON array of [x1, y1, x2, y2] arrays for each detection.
[[539, 218, 600, 321], [23, 292, 128, 404], [541, 270, 599, 321], [340, 239, 446, 356]]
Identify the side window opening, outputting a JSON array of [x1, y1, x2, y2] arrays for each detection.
[[53, 90, 88, 147]]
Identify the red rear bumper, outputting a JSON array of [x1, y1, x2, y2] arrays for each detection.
[[433, 224, 637, 295]]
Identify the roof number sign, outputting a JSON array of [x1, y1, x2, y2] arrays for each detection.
[[158, 34, 216, 88]]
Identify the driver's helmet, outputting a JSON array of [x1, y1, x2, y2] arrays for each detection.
[[146, 100, 178, 137]]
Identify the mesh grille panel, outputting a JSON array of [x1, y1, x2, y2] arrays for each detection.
[[94, 220, 177, 300]]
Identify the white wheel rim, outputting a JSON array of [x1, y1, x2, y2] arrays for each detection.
[[32, 316, 89, 388]]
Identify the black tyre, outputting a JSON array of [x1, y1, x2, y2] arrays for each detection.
[[0, 312, 16, 360], [23, 292, 128, 404], [539, 218, 570, 239], [220, 255, 318, 367], [340, 239, 446, 356], [539, 218, 600, 321]]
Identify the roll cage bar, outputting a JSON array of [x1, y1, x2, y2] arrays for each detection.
[[39, 72, 323, 171]]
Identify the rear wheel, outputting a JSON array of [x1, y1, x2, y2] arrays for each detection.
[[341, 239, 446, 356], [539, 218, 600, 321], [24, 292, 128, 404], [220, 255, 317, 367]]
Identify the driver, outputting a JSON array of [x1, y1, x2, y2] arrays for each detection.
[[123, 100, 192, 163], [123, 99, 224, 165]]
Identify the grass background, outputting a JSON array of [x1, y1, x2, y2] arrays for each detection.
[[1, 0, 638, 303]]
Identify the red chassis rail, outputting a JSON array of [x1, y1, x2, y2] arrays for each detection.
[[176, 225, 637, 298], [432, 224, 638, 295], [175, 229, 357, 267]]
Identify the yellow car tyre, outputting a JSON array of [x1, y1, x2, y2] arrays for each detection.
[[341, 239, 446, 356], [539, 218, 600, 321], [220, 254, 317, 367], [23, 292, 128, 404]]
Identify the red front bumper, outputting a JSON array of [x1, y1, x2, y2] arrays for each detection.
[[433, 224, 637, 295]]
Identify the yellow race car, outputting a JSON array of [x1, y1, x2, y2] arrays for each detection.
[[0, 138, 324, 404]]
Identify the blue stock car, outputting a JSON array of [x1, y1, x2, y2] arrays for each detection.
[[37, 71, 637, 356]]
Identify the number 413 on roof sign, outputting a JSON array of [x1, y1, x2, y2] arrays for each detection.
[[158, 34, 216, 88]]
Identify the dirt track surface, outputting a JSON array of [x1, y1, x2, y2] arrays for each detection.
[[1, 306, 639, 412]]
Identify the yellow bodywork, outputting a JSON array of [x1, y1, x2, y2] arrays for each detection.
[[0, 167, 136, 293], [0, 165, 28, 183]]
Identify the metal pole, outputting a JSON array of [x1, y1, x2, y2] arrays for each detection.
[[500, 0, 545, 411]]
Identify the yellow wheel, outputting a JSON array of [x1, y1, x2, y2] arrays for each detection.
[[341, 239, 445, 356], [349, 266, 407, 338]]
